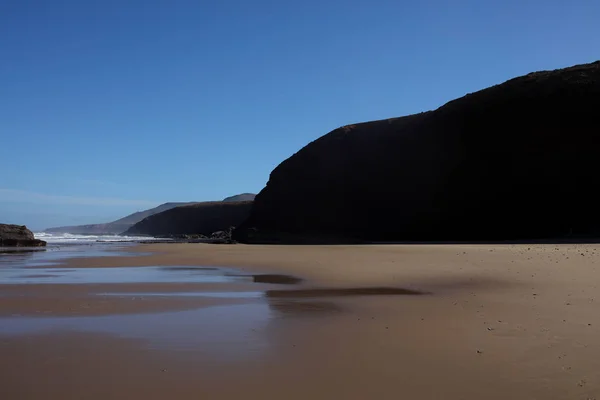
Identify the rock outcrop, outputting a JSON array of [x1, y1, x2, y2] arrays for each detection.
[[123, 201, 253, 237], [235, 61, 600, 243], [0, 224, 47, 247]]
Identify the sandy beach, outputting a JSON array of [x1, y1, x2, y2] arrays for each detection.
[[2, 243, 600, 399]]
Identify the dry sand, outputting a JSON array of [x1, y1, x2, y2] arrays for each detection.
[[2, 243, 600, 399]]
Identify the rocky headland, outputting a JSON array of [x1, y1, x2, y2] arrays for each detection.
[[235, 61, 600, 243], [123, 201, 254, 238], [0, 224, 47, 247]]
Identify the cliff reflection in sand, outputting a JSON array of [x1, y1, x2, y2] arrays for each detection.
[[265, 287, 427, 298]]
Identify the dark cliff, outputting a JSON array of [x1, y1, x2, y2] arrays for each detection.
[[45, 202, 196, 235], [123, 201, 254, 237], [235, 61, 600, 243]]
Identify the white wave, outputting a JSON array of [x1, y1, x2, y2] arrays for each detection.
[[34, 232, 156, 243]]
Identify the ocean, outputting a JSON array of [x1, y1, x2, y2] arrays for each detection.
[[0, 233, 162, 268], [34, 232, 159, 245]]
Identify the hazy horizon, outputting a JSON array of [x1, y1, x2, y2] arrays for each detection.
[[2, 0, 599, 228]]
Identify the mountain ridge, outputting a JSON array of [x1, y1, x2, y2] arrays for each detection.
[[123, 201, 254, 237], [45, 193, 256, 235], [44, 202, 197, 235]]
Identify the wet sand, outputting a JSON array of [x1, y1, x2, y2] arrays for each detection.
[[2, 243, 600, 399]]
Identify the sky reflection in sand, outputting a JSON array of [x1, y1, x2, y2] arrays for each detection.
[[0, 303, 272, 360], [0, 265, 247, 285]]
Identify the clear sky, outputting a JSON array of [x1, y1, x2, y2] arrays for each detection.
[[1, 0, 598, 230]]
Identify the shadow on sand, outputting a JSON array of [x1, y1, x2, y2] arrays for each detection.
[[266, 287, 427, 298]]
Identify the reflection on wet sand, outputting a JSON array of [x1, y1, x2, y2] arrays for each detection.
[[0, 266, 249, 285], [268, 298, 343, 316], [3, 242, 597, 400], [0, 246, 150, 268], [0, 295, 350, 361], [0, 248, 46, 255], [14, 274, 61, 279], [224, 273, 304, 284], [99, 291, 264, 299], [0, 266, 307, 317], [0, 303, 272, 357], [0, 282, 424, 355], [159, 266, 220, 271], [252, 274, 303, 284], [266, 286, 427, 298], [1, 247, 482, 400]]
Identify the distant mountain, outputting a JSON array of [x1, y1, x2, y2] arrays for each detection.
[[44, 193, 257, 235], [44, 202, 197, 235], [222, 193, 256, 202], [123, 201, 253, 237]]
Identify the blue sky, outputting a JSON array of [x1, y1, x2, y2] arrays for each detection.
[[1, 0, 598, 230]]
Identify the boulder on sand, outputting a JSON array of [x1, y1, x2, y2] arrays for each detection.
[[0, 224, 47, 247]]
